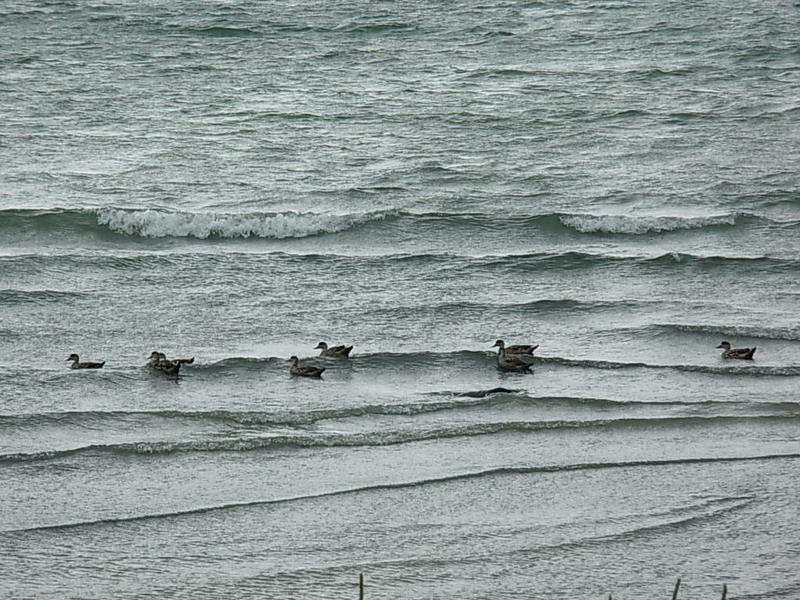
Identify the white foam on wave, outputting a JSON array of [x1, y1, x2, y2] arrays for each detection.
[[559, 213, 738, 235], [95, 208, 388, 239]]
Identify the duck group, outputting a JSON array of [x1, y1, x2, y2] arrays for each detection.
[[64, 339, 759, 376], [288, 341, 352, 377]]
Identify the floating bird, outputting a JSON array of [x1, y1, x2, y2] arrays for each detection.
[[314, 341, 353, 357], [716, 341, 757, 360], [492, 339, 539, 355], [149, 351, 194, 366], [147, 351, 181, 375], [289, 356, 326, 378], [66, 353, 105, 369], [493, 345, 532, 373]]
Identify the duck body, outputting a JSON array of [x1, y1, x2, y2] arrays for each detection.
[[315, 342, 353, 357], [148, 351, 181, 375], [716, 341, 757, 360], [494, 347, 532, 373], [289, 356, 326, 378], [67, 353, 105, 369], [492, 339, 538, 355]]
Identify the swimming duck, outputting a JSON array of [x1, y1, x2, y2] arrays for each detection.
[[66, 353, 105, 369], [494, 345, 532, 373], [149, 351, 193, 366], [148, 351, 163, 367], [314, 342, 353, 357], [716, 341, 757, 360], [156, 360, 181, 376], [492, 339, 539, 355], [289, 356, 326, 378], [147, 351, 181, 375]]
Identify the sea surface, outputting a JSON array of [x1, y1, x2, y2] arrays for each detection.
[[1, 0, 799, 598]]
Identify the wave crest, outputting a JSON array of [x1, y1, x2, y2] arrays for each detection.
[[95, 208, 390, 239], [558, 213, 739, 234]]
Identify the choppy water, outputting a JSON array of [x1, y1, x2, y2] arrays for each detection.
[[2, 0, 799, 598]]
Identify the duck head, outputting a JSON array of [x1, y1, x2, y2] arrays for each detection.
[[314, 342, 328, 350], [67, 353, 79, 362], [492, 340, 505, 349], [716, 341, 732, 349]]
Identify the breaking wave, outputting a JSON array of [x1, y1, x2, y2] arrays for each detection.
[[95, 207, 392, 239], [1, 208, 793, 244], [557, 213, 742, 234], [0, 207, 394, 241]]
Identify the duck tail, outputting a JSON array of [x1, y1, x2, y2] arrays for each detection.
[[747, 347, 757, 359]]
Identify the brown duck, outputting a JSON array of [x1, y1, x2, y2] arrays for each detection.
[[147, 351, 181, 375], [314, 342, 353, 357], [67, 353, 105, 369], [492, 339, 539, 355], [716, 341, 757, 360], [289, 356, 326, 378], [493, 345, 532, 373]]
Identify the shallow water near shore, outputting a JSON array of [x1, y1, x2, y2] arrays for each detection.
[[2, 0, 800, 598]]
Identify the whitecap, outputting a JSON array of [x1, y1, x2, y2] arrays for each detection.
[[559, 213, 738, 235], [94, 208, 390, 239]]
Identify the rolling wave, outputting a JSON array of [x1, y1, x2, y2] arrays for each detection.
[[3, 415, 797, 464], [0, 289, 87, 304], [182, 26, 261, 38], [397, 210, 787, 236], [1, 248, 797, 282], [0, 394, 609, 432], [367, 298, 648, 320], [649, 323, 800, 342], [0, 207, 795, 243], [557, 212, 740, 234], [538, 356, 800, 377], [0, 207, 394, 240], [194, 350, 800, 377], [1, 349, 796, 383], [3, 395, 797, 434], [6, 454, 795, 534], [95, 207, 392, 239]]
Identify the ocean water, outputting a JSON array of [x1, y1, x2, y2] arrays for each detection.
[[1, 0, 799, 598]]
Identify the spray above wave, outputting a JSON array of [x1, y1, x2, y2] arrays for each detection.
[[95, 207, 392, 239]]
